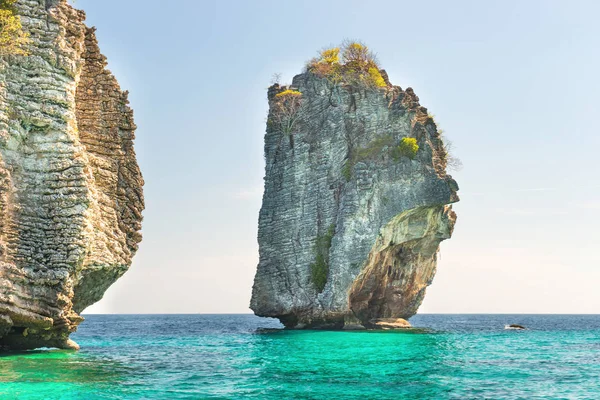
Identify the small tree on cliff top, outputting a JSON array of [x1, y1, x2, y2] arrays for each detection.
[[320, 47, 340, 64], [341, 41, 373, 65], [441, 135, 463, 172], [0, 0, 29, 56], [272, 89, 303, 136]]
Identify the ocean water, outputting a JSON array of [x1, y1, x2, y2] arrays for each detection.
[[1, 315, 599, 399]]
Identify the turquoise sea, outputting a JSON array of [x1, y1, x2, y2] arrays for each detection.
[[1, 314, 599, 399]]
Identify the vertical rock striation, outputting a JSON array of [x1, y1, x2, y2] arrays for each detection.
[[0, 0, 144, 350], [251, 52, 458, 329]]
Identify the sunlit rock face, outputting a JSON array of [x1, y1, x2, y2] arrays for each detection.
[[0, 0, 144, 350], [251, 67, 458, 329]]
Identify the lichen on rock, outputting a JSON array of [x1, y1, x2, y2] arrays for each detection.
[[0, 0, 144, 350], [251, 42, 459, 329]]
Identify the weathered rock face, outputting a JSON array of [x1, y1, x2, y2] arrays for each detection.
[[0, 0, 144, 350], [251, 67, 458, 329]]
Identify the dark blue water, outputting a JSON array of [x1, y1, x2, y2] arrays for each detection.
[[1, 314, 599, 399]]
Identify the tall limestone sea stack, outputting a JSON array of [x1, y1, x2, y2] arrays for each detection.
[[0, 0, 144, 350], [251, 43, 459, 329]]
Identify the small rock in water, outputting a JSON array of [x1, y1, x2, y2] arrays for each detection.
[[505, 324, 526, 330], [372, 318, 412, 330], [62, 339, 80, 351]]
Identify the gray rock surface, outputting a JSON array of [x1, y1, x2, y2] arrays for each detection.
[[0, 0, 144, 350], [251, 68, 458, 329]]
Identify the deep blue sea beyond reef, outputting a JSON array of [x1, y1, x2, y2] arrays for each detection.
[[1, 314, 599, 399]]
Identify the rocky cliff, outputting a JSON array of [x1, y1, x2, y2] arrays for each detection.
[[0, 0, 144, 350], [251, 44, 458, 329]]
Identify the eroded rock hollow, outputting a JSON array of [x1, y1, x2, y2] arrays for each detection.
[[0, 0, 144, 350], [251, 47, 458, 329]]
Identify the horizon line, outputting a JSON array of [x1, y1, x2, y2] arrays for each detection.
[[81, 312, 600, 316]]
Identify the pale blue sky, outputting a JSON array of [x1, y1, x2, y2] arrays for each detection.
[[80, 0, 600, 314]]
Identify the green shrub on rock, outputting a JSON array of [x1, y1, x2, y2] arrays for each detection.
[[310, 224, 335, 293], [0, 0, 30, 56], [392, 138, 419, 160]]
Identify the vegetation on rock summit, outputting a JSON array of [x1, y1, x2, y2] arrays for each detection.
[[0, 0, 29, 56], [306, 41, 387, 88]]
